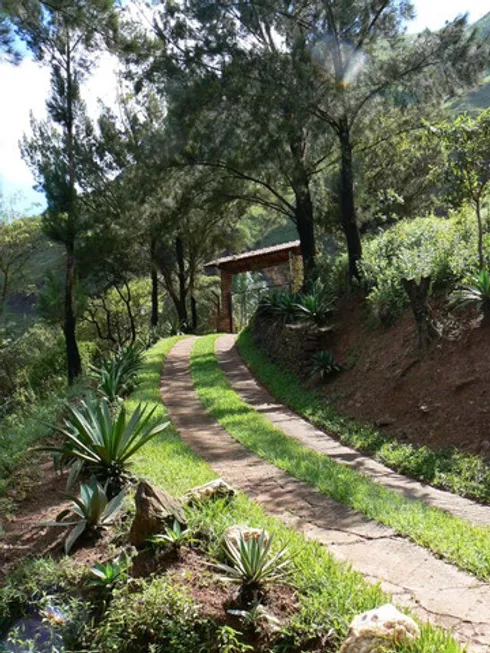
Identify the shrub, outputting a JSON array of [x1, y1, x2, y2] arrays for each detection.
[[357, 212, 482, 323], [310, 350, 342, 380], [214, 531, 292, 603], [48, 396, 169, 490], [94, 577, 212, 652], [46, 477, 126, 554]]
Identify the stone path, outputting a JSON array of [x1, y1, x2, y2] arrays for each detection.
[[161, 337, 490, 652], [216, 334, 490, 528]]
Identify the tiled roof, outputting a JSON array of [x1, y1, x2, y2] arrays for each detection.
[[205, 240, 301, 268]]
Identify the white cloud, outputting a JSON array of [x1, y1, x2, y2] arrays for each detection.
[[0, 51, 120, 213]]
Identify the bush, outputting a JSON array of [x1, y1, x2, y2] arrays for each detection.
[[94, 577, 212, 653], [310, 350, 342, 380], [357, 212, 482, 323]]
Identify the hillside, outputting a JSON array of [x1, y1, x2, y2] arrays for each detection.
[[454, 12, 490, 111]]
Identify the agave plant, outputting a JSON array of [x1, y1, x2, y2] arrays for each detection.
[[90, 344, 144, 403], [86, 555, 130, 593], [45, 477, 126, 554], [258, 290, 298, 324], [214, 532, 292, 603], [149, 520, 195, 550], [47, 396, 169, 491], [310, 350, 342, 381], [295, 293, 334, 327], [453, 270, 490, 323]]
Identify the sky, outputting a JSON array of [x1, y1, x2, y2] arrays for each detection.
[[0, 0, 489, 216]]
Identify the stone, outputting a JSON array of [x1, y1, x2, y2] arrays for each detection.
[[129, 481, 187, 547], [339, 604, 420, 653], [183, 478, 235, 505], [224, 525, 270, 549]]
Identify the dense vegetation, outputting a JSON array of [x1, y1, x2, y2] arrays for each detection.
[[2, 0, 490, 650]]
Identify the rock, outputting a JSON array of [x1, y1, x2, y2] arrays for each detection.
[[183, 479, 235, 505], [224, 525, 270, 550], [129, 481, 187, 547], [339, 604, 420, 653]]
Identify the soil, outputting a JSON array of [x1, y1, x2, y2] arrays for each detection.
[[1, 461, 303, 652], [326, 292, 490, 457]]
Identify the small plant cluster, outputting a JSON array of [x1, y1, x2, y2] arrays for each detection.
[[89, 344, 145, 404], [41, 344, 169, 553], [310, 350, 342, 381], [452, 269, 490, 324], [257, 282, 334, 328]]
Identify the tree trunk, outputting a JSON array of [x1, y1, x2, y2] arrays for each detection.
[[476, 198, 484, 269], [339, 120, 362, 280], [191, 295, 198, 332], [64, 35, 81, 384], [64, 244, 82, 385], [150, 265, 159, 328], [401, 276, 439, 350], [0, 267, 9, 316], [175, 237, 189, 330], [294, 189, 316, 288]]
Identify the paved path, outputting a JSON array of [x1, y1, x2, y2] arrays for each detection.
[[216, 334, 490, 528], [161, 337, 490, 652]]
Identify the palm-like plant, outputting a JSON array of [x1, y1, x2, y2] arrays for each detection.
[[86, 556, 130, 593], [90, 344, 144, 403], [46, 477, 126, 554], [149, 520, 195, 550], [48, 396, 169, 491], [214, 532, 292, 604], [258, 291, 298, 324], [310, 350, 342, 381], [454, 270, 490, 323], [295, 293, 334, 327]]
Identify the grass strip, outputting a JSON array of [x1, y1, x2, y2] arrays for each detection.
[[191, 334, 490, 581], [125, 336, 463, 652], [237, 328, 490, 504]]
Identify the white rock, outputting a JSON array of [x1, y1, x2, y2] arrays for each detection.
[[224, 525, 270, 549], [339, 604, 420, 653], [183, 479, 235, 504]]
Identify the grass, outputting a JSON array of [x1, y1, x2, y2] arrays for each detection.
[[191, 334, 490, 581], [237, 329, 490, 505], [121, 336, 464, 652], [0, 378, 89, 496]]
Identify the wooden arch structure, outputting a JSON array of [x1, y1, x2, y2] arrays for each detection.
[[205, 240, 303, 333]]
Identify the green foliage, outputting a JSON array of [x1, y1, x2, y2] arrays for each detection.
[[86, 556, 130, 593], [257, 290, 298, 324], [90, 343, 144, 403], [216, 625, 253, 652], [294, 292, 334, 327], [360, 213, 481, 323], [215, 531, 292, 601], [149, 520, 195, 550], [50, 396, 169, 490], [93, 577, 211, 652], [453, 269, 490, 321], [49, 477, 126, 554], [431, 110, 490, 266], [310, 350, 342, 380]]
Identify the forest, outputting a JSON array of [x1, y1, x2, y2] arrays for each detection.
[[2, 1, 490, 652]]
